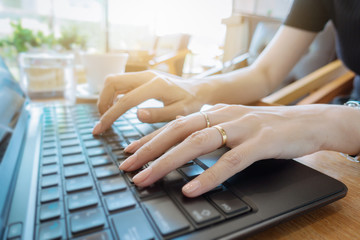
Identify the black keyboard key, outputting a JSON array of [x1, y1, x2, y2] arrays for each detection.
[[42, 164, 59, 176], [41, 174, 59, 188], [40, 187, 60, 203], [73, 230, 112, 240], [114, 120, 128, 126], [82, 134, 97, 141], [87, 147, 106, 157], [63, 154, 86, 166], [122, 130, 141, 138], [152, 122, 167, 129], [70, 208, 106, 234], [42, 148, 57, 157], [135, 123, 155, 136], [113, 150, 131, 161], [144, 196, 190, 236], [39, 201, 62, 222], [99, 177, 127, 194], [65, 175, 93, 193], [109, 141, 128, 151], [196, 147, 228, 168], [43, 136, 56, 143], [126, 136, 141, 143], [90, 155, 112, 167], [43, 141, 56, 149], [94, 165, 119, 179], [172, 190, 222, 225], [163, 170, 186, 184], [77, 123, 93, 129], [180, 164, 204, 179], [59, 133, 77, 140], [60, 138, 80, 148], [42, 155, 58, 166], [61, 145, 82, 156], [135, 184, 164, 199], [112, 208, 155, 240], [129, 118, 141, 124], [209, 190, 251, 216], [67, 190, 99, 211], [125, 168, 144, 184], [38, 220, 65, 240], [105, 191, 136, 212], [64, 164, 89, 178], [84, 139, 102, 148], [79, 128, 93, 135], [58, 127, 75, 134], [117, 125, 133, 131], [7, 222, 22, 239]]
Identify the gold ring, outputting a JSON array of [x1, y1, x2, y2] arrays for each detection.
[[200, 112, 211, 128], [213, 125, 227, 146]]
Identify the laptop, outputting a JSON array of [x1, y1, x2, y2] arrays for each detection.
[[0, 57, 347, 240]]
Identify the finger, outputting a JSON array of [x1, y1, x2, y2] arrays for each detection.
[[119, 112, 209, 171], [182, 142, 258, 197], [137, 101, 192, 123], [131, 127, 223, 187], [93, 76, 169, 135], [97, 71, 155, 115]]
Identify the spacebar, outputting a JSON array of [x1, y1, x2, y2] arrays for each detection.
[[144, 196, 191, 236]]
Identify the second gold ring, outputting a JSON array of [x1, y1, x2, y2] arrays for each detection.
[[213, 125, 227, 146], [200, 111, 211, 128]]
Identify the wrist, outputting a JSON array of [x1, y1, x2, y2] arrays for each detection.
[[341, 101, 360, 162], [328, 103, 360, 156]]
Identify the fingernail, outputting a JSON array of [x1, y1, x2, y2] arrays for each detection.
[[124, 140, 138, 153], [133, 166, 152, 184], [92, 121, 102, 135], [183, 180, 201, 194], [138, 109, 151, 121], [119, 154, 136, 170]]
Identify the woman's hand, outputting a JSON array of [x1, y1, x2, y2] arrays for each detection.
[[93, 70, 205, 135], [119, 104, 360, 197]]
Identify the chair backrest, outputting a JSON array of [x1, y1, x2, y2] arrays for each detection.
[[261, 59, 354, 105], [152, 34, 190, 76], [246, 21, 337, 89]]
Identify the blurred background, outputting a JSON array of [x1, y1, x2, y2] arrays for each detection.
[[0, 0, 293, 81]]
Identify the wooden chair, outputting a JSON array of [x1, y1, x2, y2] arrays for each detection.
[[125, 34, 190, 76], [259, 59, 355, 106]]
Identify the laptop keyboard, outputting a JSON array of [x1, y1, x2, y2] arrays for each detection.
[[36, 104, 251, 240]]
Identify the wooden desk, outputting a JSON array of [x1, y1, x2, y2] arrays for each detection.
[[247, 151, 360, 240]]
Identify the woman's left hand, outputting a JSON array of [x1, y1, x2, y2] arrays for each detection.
[[119, 103, 359, 197]]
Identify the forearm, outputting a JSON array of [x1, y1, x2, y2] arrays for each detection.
[[194, 66, 271, 105], [192, 26, 317, 106]]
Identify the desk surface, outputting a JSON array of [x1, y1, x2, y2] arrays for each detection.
[[248, 151, 360, 240]]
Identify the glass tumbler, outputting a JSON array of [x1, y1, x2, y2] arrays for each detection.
[[19, 53, 76, 105]]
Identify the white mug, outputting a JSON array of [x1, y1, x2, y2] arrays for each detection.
[[83, 53, 128, 94]]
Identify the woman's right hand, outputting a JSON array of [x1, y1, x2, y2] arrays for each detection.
[[93, 70, 206, 135]]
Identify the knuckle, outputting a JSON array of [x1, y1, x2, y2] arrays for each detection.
[[241, 113, 261, 123], [167, 117, 188, 131], [104, 74, 116, 86], [258, 126, 276, 140], [186, 130, 209, 146], [139, 142, 153, 154]]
